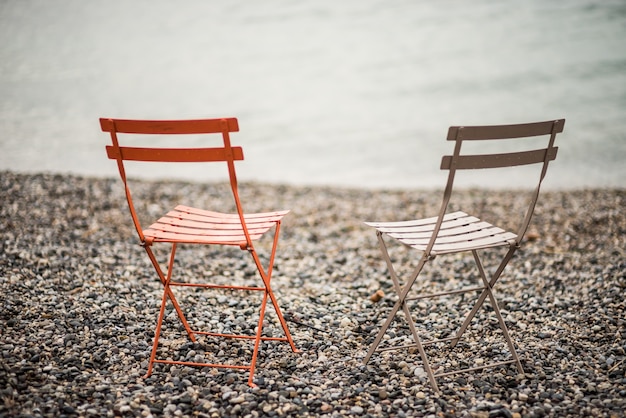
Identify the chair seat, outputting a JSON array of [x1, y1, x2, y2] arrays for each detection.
[[365, 211, 517, 255], [144, 205, 290, 245]]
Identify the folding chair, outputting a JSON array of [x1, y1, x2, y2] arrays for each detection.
[[363, 119, 565, 392], [100, 117, 299, 387]]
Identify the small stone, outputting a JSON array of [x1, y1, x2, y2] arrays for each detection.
[[414, 367, 426, 378], [525, 231, 540, 241], [351, 405, 364, 414], [321, 403, 333, 412], [370, 289, 384, 303], [222, 391, 235, 400]]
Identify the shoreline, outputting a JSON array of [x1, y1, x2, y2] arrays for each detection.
[[1, 171, 625, 417]]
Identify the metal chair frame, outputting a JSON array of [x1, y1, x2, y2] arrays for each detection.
[[100, 117, 298, 387], [364, 119, 565, 392]]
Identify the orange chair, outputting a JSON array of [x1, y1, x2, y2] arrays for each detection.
[[100, 117, 298, 386], [364, 119, 565, 392]]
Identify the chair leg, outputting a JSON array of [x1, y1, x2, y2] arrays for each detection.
[[364, 233, 440, 391], [401, 293, 440, 393], [145, 273, 172, 378], [249, 248, 298, 353], [266, 222, 299, 353], [248, 291, 269, 387], [471, 251, 524, 373], [145, 243, 179, 378], [248, 222, 298, 353], [144, 244, 195, 342], [143, 239, 296, 385], [449, 247, 517, 349]]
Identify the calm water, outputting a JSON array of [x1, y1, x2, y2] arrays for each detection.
[[1, 0, 625, 189]]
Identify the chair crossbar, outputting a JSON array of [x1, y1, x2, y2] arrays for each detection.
[[377, 343, 421, 353], [421, 335, 461, 346], [169, 282, 265, 291], [405, 285, 485, 301], [377, 335, 461, 353], [434, 359, 517, 378], [153, 359, 251, 371], [376, 341, 519, 377], [193, 330, 289, 342]]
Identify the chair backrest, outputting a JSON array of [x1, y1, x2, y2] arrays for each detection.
[[100, 117, 251, 244], [427, 119, 565, 254]]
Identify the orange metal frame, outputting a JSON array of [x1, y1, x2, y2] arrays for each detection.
[[100, 117, 299, 386]]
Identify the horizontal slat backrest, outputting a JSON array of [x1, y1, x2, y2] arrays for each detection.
[[100, 117, 239, 134], [101, 117, 242, 163], [441, 119, 563, 170], [106, 146, 244, 162], [440, 147, 558, 170], [446, 119, 564, 141], [431, 118, 565, 254]]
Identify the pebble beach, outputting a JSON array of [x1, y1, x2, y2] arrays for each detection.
[[1, 171, 625, 417]]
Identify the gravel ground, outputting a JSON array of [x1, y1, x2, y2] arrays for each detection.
[[1, 171, 625, 417]]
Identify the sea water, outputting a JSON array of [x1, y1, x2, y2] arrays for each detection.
[[1, 0, 625, 189]]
